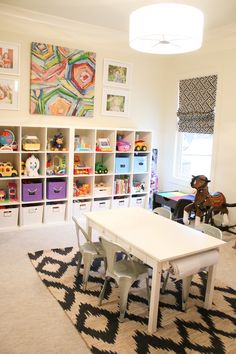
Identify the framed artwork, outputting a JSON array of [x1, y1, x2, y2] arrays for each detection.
[[102, 88, 129, 117], [103, 59, 131, 88], [0, 42, 20, 75], [0, 76, 19, 110], [30, 42, 96, 117]]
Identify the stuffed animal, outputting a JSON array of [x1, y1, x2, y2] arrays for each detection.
[[24, 155, 40, 177], [51, 133, 66, 151]]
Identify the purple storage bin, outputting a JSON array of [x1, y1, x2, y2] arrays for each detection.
[[47, 181, 66, 200], [22, 182, 43, 202]]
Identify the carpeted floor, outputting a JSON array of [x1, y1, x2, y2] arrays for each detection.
[[28, 247, 236, 354]]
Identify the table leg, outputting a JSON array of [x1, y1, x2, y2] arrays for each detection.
[[87, 223, 92, 242], [148, 261, 162, 334], [204, 264, 217, 309]]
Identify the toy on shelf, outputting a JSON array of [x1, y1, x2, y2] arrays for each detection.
[[116, 134, 131, 152], [95, 162, 108, 174], [24, 155, 40, 177], [21, 161, 25, 175], [74, 135, 92, 152], [73, 182, 90, 197], [134, 140, 147, 151], [0, 189, 6, 201], [47, 138, 53, 151], [73, 156, 91, 175], [50, 132, 66, 151], [96, 138, 112, 152], [7, 182, 17, 201], [132, 180, 145, 193], [47, 155, 66, 176], [0, 182, 17, 203], [0, 129, 17, 151], [0, 162, 18, 177], [22, 135, 40, 151]]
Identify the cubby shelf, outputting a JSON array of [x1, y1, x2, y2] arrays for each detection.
[[0, 125, 152, 229]]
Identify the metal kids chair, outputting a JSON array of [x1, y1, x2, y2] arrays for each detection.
[[161, 223, 221, 311], [98, 237, 150, 322], [153, 206, 172, 219], [199, 223, 223, 239], [72, 216, 106, 290]]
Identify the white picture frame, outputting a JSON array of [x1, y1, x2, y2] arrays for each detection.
[[0, 41, 20, 75], [102, 88, 129, 117], [103, 59, 132, 88], [0, 76, 19, 110]]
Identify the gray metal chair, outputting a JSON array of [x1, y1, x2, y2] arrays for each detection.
[[161, 223, 221, 310], [198, 223, 223, 239], [98, 237, 150, 322], [153, 207, 172, 219], [72, 216, 106, 290]]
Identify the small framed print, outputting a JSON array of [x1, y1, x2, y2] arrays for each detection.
[[0, 41, 20, 75], [103, 59, 132, 88], [102, 88, 129, 117], [0, 76, 19, 110]]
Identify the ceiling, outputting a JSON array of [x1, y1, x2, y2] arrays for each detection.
[[1, 0, 236, 34]]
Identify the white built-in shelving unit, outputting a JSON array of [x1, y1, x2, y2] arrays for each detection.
[[0, 125, 152, 230]]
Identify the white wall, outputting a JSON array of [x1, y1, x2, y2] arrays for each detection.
[[158, 36, 236, 222], [0, 5, 165, 149]]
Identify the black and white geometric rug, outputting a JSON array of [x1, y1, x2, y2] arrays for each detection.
[[28, 247, 236, 354]]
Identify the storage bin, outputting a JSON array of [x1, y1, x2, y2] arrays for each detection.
[[0, 207, 18, 227], [112, 197, 129, 209], [22, 182, 43, 202], [72, 200, 91, 218], [115, 157, 130, 174], [21, 204, 43, 225], [94, 185, 112, 197], [130, 196, 145, 208], [47, 180, 66, 199], [44, 203, 66, 223], [92, 199, 111, 211], [134, 156, 147, 173]]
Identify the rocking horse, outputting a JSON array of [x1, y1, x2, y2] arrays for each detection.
[[183, 175, 236, 228]]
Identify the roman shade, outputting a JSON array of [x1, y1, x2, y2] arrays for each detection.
[[177, 75, 217, 134]]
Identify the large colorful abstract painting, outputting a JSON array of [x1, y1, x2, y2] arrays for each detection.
[[30, 42, 96, 117]]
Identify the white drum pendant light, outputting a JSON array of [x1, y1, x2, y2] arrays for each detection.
[[129, 3, 204, 54]]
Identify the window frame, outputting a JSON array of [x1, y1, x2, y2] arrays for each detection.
[[174, 131, 213, 181]]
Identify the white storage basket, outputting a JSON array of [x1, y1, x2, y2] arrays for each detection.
[[44, 203, 66, 223], [130, 196, 145, 208], [92, 199, 111, 211], [0, 207, 19, 228], [21, 205, 43, 225], [72, 200, 91, 218]]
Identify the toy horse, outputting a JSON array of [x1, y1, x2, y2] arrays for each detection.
[[183, 175, 229, 227]]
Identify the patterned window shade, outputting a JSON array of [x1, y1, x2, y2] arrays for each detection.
[[177, 75, 217, 134]]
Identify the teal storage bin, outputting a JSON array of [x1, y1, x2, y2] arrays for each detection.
[[134, 156, 147, 173], [115, 157, 130, 174]]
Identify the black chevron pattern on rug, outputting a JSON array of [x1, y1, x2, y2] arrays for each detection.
[[76, 302, 120, 343], [28, 247, 236, 354]]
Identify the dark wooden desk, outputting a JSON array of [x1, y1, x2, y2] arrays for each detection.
[[153, 191, 195, 219]]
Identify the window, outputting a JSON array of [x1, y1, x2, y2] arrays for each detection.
[[175, 132, 213, 179], [174, 75, 217, 180]]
